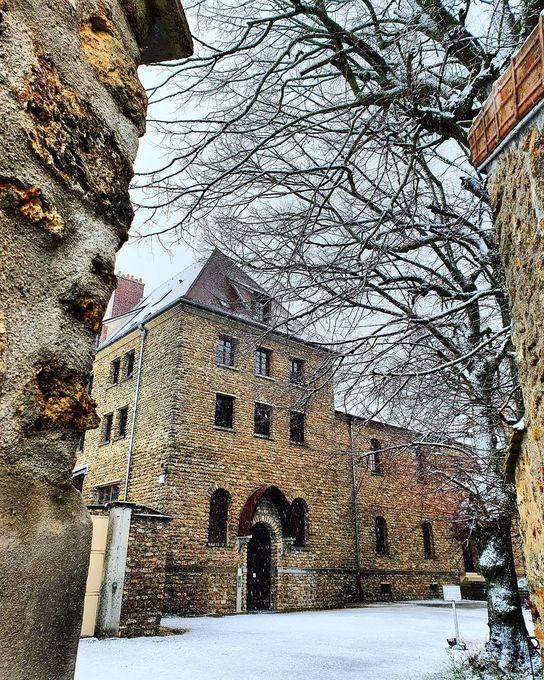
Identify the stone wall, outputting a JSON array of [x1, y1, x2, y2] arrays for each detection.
[[77, 299, 467, 619], [487, 112, 544, 647], [119, 509, 171, 637]]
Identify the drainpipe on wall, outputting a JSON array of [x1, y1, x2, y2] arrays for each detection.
[[348, 416, 363, 599], [123, 323, 147, 501]]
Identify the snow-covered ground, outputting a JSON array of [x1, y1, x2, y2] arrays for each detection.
[[74, 603, 526, 680]]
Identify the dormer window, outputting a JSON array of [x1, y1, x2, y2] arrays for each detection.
[[252, 296, 271, 323]]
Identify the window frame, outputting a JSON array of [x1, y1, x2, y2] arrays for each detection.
[[254, 402, 272, 437], [415, 448, 427, 483], [96, 483, 120, 505], [289, 411, 305, 444], [217, 335, 236, 367], [208, 489, 230, 545], [375, 516, 389, 556], [255, 347, 271, 377], [292, 498, 307, 547], [125, 350, 136, 379], [369, 438, 384, 475], [252, 296, 272, 323], [214, 393, 235, 430], [422, 521, 435, 560], [289, 357, 304, 385], [117, 406, 129, 439], [110, 358, 121, 385], [101, 412, 114, 443]]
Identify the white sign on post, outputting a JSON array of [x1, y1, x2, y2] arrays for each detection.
[[442, 585, 462, 602], [442, 584, 466, 650]]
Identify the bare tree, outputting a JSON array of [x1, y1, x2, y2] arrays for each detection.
[[135, 0, 543, 672]]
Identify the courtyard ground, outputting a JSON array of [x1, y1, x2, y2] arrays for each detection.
[[74, 602, 527, 680]]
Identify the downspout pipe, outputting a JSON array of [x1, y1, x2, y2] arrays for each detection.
[[348, 416, 363, 599], [123, 323, 147, 501]]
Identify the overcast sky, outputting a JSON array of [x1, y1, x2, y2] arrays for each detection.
[[114, 63, 201, 294]]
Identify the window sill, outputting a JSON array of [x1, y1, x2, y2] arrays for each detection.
[[254, 433, 273, 440], [106, 382, 119, 389], [213, 426, 235, 433], [217, 364, 238, 371], [98, 440, 112, 447], [207, 542, 228, 548], [370, 471, 385, 476], [290, 545, 310, 552], [375, 553, 391, 558], [113, 435, 127, 442], [255, 373, 275, 381], [289, 440, 307, 447]]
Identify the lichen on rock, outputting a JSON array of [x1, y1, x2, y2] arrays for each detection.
[[0, 177, 64, 235], [32, 367, 100, 431], [20, 49, 134, 236], [80, 6, 147, 134]]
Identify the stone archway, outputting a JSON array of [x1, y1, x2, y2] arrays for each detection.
[[237, 486, 294, 612], [238, 484, 294, 539]]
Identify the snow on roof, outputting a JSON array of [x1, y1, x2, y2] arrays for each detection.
[[101, 261, 204, 347]]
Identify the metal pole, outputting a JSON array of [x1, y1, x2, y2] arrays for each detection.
[[123, 323, 147, 501], [452, 601, 460, 641], [348, 417, 363, 598]]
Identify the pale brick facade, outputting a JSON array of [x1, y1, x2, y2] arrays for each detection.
[[76, 250, 467, 616]]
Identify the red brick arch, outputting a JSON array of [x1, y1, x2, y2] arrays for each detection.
[[238, 484, 294, 537]]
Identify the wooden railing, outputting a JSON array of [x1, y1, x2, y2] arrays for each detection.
[[468, 16, 544, 168]]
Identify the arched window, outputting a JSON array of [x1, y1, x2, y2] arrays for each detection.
[[208, 489, 230, 544], [369, 438, 383, 474], [422, 521, 434, 560], [292, 498, 307, 547], [375, 516, 389, 555]]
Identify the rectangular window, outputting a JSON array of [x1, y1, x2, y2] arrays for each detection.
[[215, 394, 234, 429], [416, 448, 427, 483], [255, 348, 271, 376], [72, 473, 85, 493], [77, 433, 85, 451], [290, 411, 305, 444], [102, 412, 114, 443], [125, 350, 135, 379], [254, 402, 272, 437], [289, 357, 304, 384], [110, 358, 121, 384], [380, 582, 392, 597], [97, 483, 119, 505], [252, 296, 271, 323], [217, 336, 235, 367], [117, 406, 129, 438]]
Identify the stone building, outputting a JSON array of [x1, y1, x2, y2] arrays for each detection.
[[76, 249, 470, 616], [468, 16, 544, 650]]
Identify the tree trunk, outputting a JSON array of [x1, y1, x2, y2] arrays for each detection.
[[0, 1, 190, 678], [476, 515, 537, 671]]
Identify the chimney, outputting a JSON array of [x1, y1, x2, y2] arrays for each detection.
[[111, 273, 145, 318]]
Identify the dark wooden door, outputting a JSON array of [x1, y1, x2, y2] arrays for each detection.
[[246, 523, 271, 611]]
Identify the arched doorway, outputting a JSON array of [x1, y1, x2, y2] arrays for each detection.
[[246, 523, 272, 611]]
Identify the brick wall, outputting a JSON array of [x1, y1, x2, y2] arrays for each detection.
[[111, 274, 144, 318]]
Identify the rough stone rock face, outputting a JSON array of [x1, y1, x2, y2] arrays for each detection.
[[488, 112, 544, 650], [0, 1, 190, 678]]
